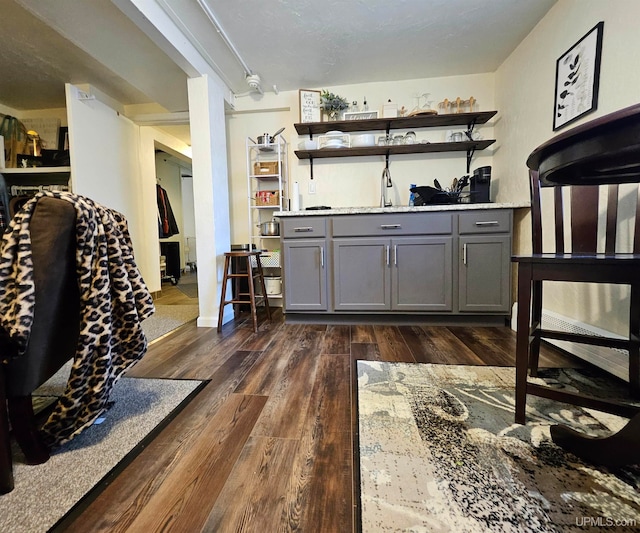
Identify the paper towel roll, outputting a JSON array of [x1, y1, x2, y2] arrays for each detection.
[[291, 182, 300, 211]]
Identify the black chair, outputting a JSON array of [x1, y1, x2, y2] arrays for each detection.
[[512, 104, 640, 466], [0, 197, 80, 493]]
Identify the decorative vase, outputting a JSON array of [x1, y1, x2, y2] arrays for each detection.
[[327, 110, 341, 121]]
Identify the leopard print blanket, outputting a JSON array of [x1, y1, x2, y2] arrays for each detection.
[[0, 191, 155, 447]]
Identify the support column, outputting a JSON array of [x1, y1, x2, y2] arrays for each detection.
[[188, 75, 232, 328]]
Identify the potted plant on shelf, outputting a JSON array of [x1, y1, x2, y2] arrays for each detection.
[[320, 90, 349, 121]]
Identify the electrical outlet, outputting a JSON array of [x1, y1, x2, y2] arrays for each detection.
[[309, 181, 316, 194]]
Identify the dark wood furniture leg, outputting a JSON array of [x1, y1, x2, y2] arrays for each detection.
[[551, 413, 640, 467], [254, 255, 271, 322], [630, 282, 640, 397], [7, 396, 50, 464], [529, 279, 543, 376], [515, 263, 532, 425], [0, 367, 14, 494], [217, 254, 231, 331], [245, 255, 258, 333]]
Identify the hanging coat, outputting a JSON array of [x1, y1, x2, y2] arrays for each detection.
[[156, 184, 179, 238]]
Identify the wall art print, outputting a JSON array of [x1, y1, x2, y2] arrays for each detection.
[[553, 21, 604, 131]]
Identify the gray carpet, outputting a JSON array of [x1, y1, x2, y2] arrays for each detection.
[[142, 304, 199, 342], [0, 377, 205, 533], [177, 282, 198, 299], [358, 362, 640, 532]]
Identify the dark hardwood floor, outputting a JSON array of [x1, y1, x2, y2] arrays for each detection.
[[61, 284, 582, 532]]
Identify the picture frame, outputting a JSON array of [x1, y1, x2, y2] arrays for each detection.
[[299, 89, 321, 123], [343, 111, 379, 121], [553, 21, 604, 131]]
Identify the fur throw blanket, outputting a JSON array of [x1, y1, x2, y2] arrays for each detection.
[[0, 191, 155, 447]]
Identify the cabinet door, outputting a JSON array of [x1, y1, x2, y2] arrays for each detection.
[[459, 234, 511, 312], [333, 238, 390, 311], [283, 239, 327, 311], [392, 236, 453, 311]]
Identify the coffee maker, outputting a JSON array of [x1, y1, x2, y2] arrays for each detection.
[[471, 166, 491, 203]]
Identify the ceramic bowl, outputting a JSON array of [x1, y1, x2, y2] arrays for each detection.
[[351, 134, 375, 147], [298, 139, 318, 150]]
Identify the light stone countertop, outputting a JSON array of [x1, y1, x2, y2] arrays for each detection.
[[275, 202, 529, 217]]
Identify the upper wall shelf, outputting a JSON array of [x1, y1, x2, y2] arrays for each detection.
[[1, 166, 71, 174], [295, 140, 495, 160], [294, 111, 498, 136]]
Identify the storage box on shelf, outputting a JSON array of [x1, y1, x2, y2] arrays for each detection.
[[255, 190, 280, 206], [253, 161, 280, 175]]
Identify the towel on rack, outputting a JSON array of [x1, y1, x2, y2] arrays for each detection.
[[0, 191, 155, 447]]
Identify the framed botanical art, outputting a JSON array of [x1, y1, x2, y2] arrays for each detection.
[[553, 21, 604, 131]]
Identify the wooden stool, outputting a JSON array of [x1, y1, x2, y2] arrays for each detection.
[[217, 251, 271, 333]]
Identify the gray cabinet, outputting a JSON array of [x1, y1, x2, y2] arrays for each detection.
[[281, 217, 328, 311], [332, 236, 453, 312], [458, 211, 512, 313], [392, 236, 453, 311], [333, 237, 390, 311], [332, 213, 454, 312], [280, 208, 513, 318]]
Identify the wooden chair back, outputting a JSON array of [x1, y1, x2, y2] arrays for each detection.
[[530, 172, 640, 256]]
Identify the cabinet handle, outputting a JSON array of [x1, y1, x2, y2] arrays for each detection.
[[463, 243, 468, 265], [294, 226, 313, 232], [386, 245, 390, 266], [380, 224, 402, 230], [474, 221, 499, 226], [394, 244, 398, 266], [320, 246, 325, 268]]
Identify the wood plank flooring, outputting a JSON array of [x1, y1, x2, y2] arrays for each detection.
[[61, 282, 584, 533]]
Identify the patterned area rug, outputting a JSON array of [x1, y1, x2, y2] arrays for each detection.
[[357, 362, 640, 532]]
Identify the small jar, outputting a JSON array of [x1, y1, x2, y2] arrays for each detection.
[[404, 131, 416, 144], [377, 135, 387, 146], [393, 135, 404, 145]]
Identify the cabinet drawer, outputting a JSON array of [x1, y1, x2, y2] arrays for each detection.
[[281, 217, 327, 238], [458, 210, 511, 234], [332, 213, 452, 237]]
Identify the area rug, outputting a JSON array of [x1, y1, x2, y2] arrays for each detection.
[[357, 361, 640, 532], [0, 377, 206, 533], [142, 303, 199, 342], [177, 282, 198, 299]]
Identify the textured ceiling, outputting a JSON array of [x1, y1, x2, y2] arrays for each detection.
[[203, 0, 558, 94], [0, 0, 557, 141]]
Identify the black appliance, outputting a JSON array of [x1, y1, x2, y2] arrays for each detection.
[[471, 166, 491, 203], [230, 243, 255, 311]]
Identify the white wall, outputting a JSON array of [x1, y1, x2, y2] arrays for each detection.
[[227, 73, 495, 245], [494, 0, 640, 336], [66, 84, 192, 292], [66, 83, 143, 237]]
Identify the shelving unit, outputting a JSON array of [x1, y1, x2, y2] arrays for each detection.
[[294, 110, 497, 175], [246, 136, 288, 303], [1, 166, 72, 196]]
